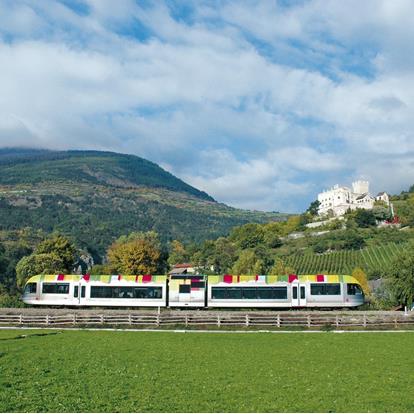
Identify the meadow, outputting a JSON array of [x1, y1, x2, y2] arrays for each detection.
[[0, 329, 413, 412]]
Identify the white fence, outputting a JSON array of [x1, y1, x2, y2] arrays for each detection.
[[1, 311, 414, 329]]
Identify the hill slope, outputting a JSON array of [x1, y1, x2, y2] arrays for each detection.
[[0, 148, 286, 258]]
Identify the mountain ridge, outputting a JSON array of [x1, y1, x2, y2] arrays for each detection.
[[0, 147, 287, 258]]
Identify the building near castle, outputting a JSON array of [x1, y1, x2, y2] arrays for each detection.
[[318, 181, 389, 217]]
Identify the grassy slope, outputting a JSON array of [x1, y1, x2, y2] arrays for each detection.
[[1, 330, 414, 412]]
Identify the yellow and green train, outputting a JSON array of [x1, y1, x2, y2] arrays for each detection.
[[22, 273, 365, 308]]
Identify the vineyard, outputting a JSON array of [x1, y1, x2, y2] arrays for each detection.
[[284, 242, 407, 274]]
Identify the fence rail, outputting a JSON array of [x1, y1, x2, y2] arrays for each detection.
[[1, 311, 414, 329]]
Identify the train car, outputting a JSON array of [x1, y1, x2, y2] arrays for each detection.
[[22, 274, 167, 307], [22, 273, 365, 308], [206, 274, 364, 308]]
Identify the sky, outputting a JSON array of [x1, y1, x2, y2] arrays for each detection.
[[0, 0, 414, 212]]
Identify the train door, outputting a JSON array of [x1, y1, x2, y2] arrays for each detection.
[[291, 282, 299, 307], [299, 284, 307, 307], [77, 283, 86, 306], [74, 283, 80, 305]]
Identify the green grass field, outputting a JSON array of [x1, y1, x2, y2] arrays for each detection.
[[1, 329, 413, 412]]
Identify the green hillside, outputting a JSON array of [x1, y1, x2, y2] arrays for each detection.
[[0, 148, 286, 257]]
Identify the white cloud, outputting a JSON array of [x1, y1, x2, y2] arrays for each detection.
[[0, 0, 413, 211]]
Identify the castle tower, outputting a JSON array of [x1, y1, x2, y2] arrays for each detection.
[[352, 180, 369, 195]]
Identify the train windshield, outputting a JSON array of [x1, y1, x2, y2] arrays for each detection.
[[24, 283, 37, 294], [347, 284, 363, 295]]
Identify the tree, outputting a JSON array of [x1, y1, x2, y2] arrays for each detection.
[[354, 209, 377, 228], [232, 250, 261, 274], [385, 244, 414, 308], [35, 235, 76, 271], [343, 230, 365, 250], [16, 253, 65, 288], [372, 206, 392, 221], [229, 223, 264, 249], [352, 267, 370, 296], [107, 237, 161, 274], [167, 240, 188, 268], [306, 200, 321, 216]]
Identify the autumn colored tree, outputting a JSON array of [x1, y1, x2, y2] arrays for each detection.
[[352, 267, 370, 296], [107, 236, 161, 274], [167, 240, 188, 268]]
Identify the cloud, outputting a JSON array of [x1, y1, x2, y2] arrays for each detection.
[[0, 0, 413, 212]]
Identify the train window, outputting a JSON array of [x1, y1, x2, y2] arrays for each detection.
[[90, 286, 112, 298], [242, 288, 256, 299], [326, 284, 341, 295], [74, 286, 79, 298], [257, 287, 288, 300], [292, 286, 298, 299], [347, 284, 362, 295], [179, 284, 191, 294], [300, 286, 305, 299], [212, 286, 288, 300], [273, 287, 288, 299], [212, 288, 227, 299], [135, 287, 162, 299], [81, 286, 86, 298], [90, 286, 162, 299], [227, 288, 242, 299], [310, 283, 341, 295], [42, 283, 69, 294], [24, 283, 37, 294], [257, 287, 272, 299]]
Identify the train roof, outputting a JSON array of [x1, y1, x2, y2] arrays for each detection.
[[26, 274, 360, 285]]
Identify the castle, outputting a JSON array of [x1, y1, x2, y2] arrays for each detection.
[[317, 180, 390, 217]]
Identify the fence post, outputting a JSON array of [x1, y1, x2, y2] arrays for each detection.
[[307, 315, 311, 328], [217, 315, 221, 328], [277, 314, 280, 328], [245, 314, 249, 327], [19, 314, 23, 325], [100, 315, 104, 325], [185, 314, 188, 328], [363, 314, 367, 328], [73, 314, 76, 324], [156, 314, 160, 327], [335, 315, 339, 328], [128, 314, 132, 325], [394, 317, 398, 329], [46, 314, 50, 325]]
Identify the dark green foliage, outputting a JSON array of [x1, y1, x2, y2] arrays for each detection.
[[229, 223, 265, 249], [385, 242, 414, 307], [354, 209, 377, 227], [306, 199, 320, 216]]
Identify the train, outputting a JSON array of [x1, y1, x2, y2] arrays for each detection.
[[22, 273, 365, 308]]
